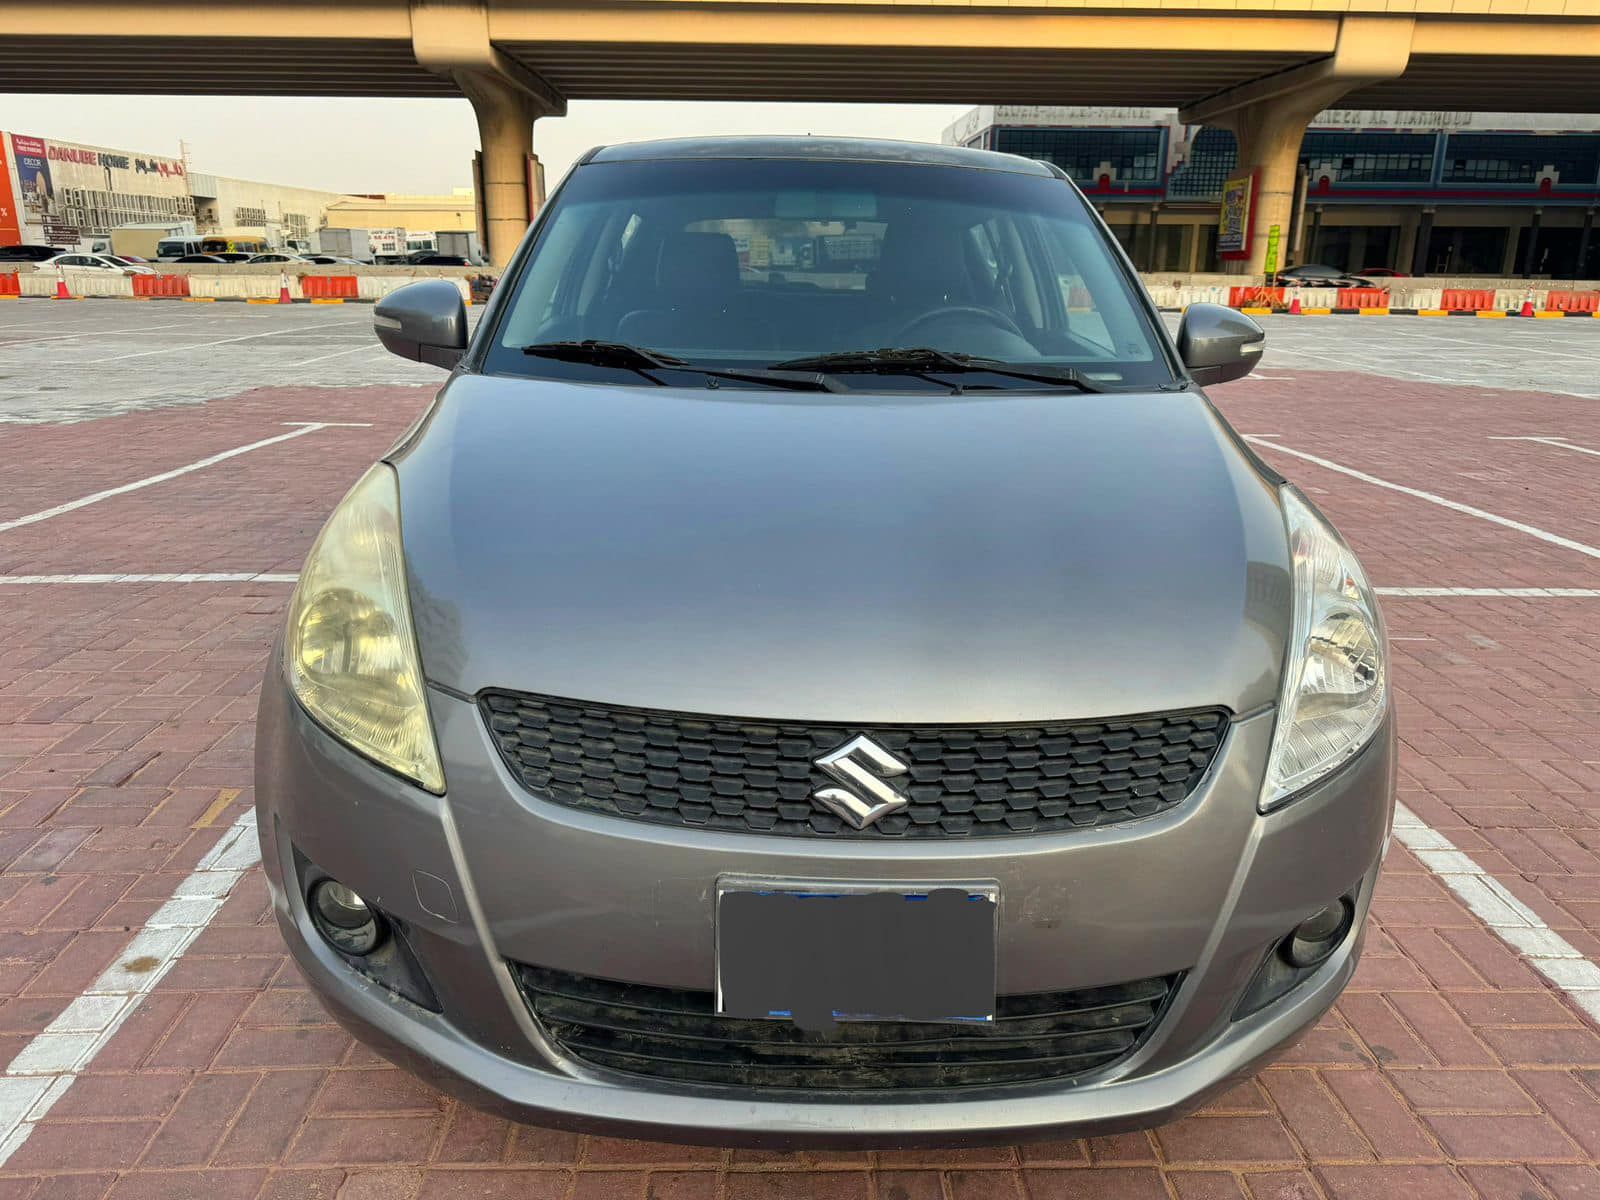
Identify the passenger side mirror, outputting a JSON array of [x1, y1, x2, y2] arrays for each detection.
[[1176, 303, 1265, 387], [374, 280, 468, 369]]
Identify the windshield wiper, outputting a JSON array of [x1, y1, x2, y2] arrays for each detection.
[[767, 347, 1104, 392], [519, 340, 842, 392]]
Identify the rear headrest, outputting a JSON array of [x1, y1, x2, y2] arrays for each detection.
[[657, 231, 740, 301]]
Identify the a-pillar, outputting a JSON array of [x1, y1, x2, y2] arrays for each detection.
[[1178, 16, 1413, 277], [459, 72, 548, 271]]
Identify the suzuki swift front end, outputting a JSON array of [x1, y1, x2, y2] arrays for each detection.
[[256, 136, 1394, 1146]]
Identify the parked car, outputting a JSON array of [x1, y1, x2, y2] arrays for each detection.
[[406, 253, 472, 266], [37, 252, 157, 275], [0, 244, 65, 262], [210, 252, 255, 263], [1272, 264, 1374, 289], [257, 135, 1393, 1148], [1356, 267, 1408, 279], [301, 254, 364, 266], [102, 254, 153, 268], [174, 254, 231, 264], [156, 236, 207, 261], [247, 252, 311, 265]]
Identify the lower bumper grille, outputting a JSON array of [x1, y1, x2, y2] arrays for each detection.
[[514, 963, 1178, 1091]]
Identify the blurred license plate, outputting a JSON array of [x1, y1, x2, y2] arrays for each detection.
[[715, 882, 997, 1029]]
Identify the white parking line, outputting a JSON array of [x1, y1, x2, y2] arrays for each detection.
[[1246, 436, 1600, 563], [296, 342, 385, 367], [0, 811, 261, 1165], [76, 318, 367, 364], [0, 421, 371, 534], [1488, 435, 1600, 460], [1392, 804, 1600, 1023], [0, 322, 192, 346]]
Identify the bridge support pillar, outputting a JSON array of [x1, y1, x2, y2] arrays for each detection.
[[460, 72, 550, 271], [411, 0, 565, 270], [1179, 16, 1413, 276]]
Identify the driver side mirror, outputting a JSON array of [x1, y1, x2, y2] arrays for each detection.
[[374, 280, 467, 369], [1176, 303, 1265, 387]]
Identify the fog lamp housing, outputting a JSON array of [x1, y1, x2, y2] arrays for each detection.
[[1283, 899, 1354, 969], [310, 879, 386, 956]]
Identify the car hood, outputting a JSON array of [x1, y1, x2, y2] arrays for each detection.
[[392, 374, 1291, 724]]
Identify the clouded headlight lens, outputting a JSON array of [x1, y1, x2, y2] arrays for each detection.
[[1261, 488, 1386, 811], [285, 464, 444, 793]]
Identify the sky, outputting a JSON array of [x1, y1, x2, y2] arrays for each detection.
[[0, 96, 971, 197]]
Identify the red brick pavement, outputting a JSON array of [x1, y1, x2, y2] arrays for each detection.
[[0, 375, 1596, 1198]]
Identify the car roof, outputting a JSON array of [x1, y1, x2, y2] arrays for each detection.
[[585, 135, 1059, 178]]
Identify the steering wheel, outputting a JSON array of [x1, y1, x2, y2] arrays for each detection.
[[888, 305, 1026, 345]]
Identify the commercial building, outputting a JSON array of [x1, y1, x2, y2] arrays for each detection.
[[945, 107, 1600, 278], [0, 130, 476, 257]]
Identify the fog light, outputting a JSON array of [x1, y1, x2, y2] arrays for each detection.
[[310, 880, 386, 956], [1282, 899, 1354, 969]]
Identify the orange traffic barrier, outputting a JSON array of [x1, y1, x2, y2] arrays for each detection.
[[1545, 290, 1600, 314], [1228, 286, 1285, 310], [0, 273, 19, 297], [1336, 287, 1389, 309], [301, 274, 360, 300], [132, 274, 191, 298], [1440, 289, 1495, 312]]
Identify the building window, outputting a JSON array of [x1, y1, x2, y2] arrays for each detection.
[[1168, 127, 1238, 200], [993, 128, 1163, 186], [1300, 132, 1435, 185], [233, 206, 269, 226], [1440, 133, 1600, 184]]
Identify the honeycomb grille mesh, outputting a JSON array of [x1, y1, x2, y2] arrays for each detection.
[[480, 691, 1227, 839], [515, 962, 1179, 1091]]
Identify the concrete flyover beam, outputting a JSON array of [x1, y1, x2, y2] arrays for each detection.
[[411, 0, 566, 270], [1178, 17, 1415, 275]]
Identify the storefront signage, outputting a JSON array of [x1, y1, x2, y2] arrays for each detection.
[[0, 133, 22, 244]]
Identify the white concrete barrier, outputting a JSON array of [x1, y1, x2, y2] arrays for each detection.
[[187, 274, 289, 301]]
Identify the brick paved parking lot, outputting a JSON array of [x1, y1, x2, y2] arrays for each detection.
[[1, 304, 1599, 1199]]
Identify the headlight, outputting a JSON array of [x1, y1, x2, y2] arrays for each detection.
[[285, 464, 444, 793], [1261, 487, 1386, 811]]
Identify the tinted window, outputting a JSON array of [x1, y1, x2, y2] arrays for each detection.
[[485, 157, 1173, 389]]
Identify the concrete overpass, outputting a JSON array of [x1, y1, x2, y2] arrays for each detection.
[[4, 1, 1599, 272]]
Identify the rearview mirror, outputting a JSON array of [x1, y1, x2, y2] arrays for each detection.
[[1176, 303, 1264, 387], [374, 280, 467, 369]]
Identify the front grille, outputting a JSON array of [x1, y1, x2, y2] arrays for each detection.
[[480, 690, 1228, 838], [516, 963, 1178, 1091]]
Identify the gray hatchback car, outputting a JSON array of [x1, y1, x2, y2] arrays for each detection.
[[255, 136, 1394, 1147]]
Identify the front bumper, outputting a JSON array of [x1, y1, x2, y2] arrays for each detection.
[[256, 675, 1394, 1147]]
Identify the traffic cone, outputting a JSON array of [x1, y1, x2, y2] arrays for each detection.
[[54, 265, 71, 300], [1519, 290, 1535, 318], [1288, 296, 1302, 315], [278, 272, 293, 305]]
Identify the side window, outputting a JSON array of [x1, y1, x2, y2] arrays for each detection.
[[1044, 234, 1115, 354]]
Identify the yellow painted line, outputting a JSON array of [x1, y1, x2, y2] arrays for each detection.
[[184, 297, 217, 303], [309, 298, 345, 305], [1417, 309, 1448, 317], [1358, 307, 1390, 316], [194, 788, 242, 829], [1240, 307, 1273, 316], [1476, 310, 1508, 319], [0, 295, 18, 301], [1534, 310, 1566, 319], [246, 298, 283, 305], [1300, 307, 1332, 316]]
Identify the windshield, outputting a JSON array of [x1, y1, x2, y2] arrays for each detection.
[[483, 157, 1175, 390]]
